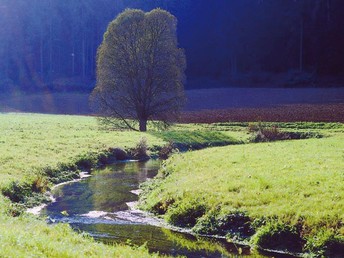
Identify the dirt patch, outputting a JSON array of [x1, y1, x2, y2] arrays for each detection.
[[179, 104, 344, 123]]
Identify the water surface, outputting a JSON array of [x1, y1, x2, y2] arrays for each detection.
[[41, 160, 287, 257]]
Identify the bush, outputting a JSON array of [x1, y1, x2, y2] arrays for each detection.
[[249, 124, 289, 142], [111, 148, 128, 161], [130, 137, 149, 160], [75, 153, 98, 170], [248, 122, 322, 142], [5, 203, 25, 217], [31, 176, 49, 193], [43, 166, 80, 184], [151, 198, 175, 215], [2, 181, 32, 203], [2, 178, 52, 212], [158, 141, 176, 160], [24, 192, 51, 208]]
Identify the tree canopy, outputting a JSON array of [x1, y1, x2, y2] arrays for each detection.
[[91, 8, 186, 132]]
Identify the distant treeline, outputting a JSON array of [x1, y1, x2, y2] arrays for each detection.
[[1, 0, 344, 93]]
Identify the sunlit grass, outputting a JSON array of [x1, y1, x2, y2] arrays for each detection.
[[2, 112, 341, 256], [0, 113, 166, 187], [0, 113, 169, 257], [0, 214, 160, 258], [141, 127, 344, 253], [0, 112, 241, 257]]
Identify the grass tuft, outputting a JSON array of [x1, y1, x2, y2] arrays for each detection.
[[251, 221, 304, 253], [166, 199, 208, 228]]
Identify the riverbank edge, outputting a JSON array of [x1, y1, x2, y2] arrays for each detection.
[[138, 146, 344, 258], [4, 134, 240, 215], [137, 179, 308, 258], [0, 142, 169, 257], [5, 130, 339, 257], [1, 148, 126, 214], [129, 193, 291, 257]]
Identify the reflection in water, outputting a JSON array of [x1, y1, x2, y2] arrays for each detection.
[[41, 160, 273, 257], [73, 223, 259, 258]]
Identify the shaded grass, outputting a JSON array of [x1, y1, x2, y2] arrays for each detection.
[[151, 130, 241, 151], [140, 129, 344, 255]]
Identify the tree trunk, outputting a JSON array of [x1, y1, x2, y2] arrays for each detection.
[[139, 119, 147, 132]]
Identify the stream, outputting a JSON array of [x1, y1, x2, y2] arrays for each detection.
[[40, 160, 288, 257]]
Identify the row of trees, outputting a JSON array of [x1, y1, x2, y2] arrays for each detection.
[[1, 0, 344, 93]]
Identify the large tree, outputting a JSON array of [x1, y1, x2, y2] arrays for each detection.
[[91, 8, 186, 131]]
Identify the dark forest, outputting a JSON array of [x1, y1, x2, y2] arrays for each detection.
[[1, 0, 344, 93]]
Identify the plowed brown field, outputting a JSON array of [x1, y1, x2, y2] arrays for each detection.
[[180, 104, 344, 123]]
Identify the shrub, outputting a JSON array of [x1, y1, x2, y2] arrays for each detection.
[[250, 125, 289, 142], [43, 166, 80, 184], [75, 153, 98, 170], [248, 121, 264, 133], [111, 148, 128, 161], [24, 192, 51, 208], [151, 198, 175, 215], [2, 181, 32, 203], [97, 151, 110, 166], [31, 176, 49, 193], [5, 203, 25, 217], [158, 141, 176, 160], [130, 137, 149, 160], [249, 122, 322, 142], [2, 178, 52, 212]]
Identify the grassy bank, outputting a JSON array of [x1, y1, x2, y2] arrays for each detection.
[[140, 123, 344, 257], [0, 113, 239, 257], [0, 214, 160, 258]]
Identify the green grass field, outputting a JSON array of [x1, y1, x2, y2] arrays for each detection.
[[0, 113, 240, 257], [140, 124, 344, 256], [1, 113, 343, 256], [0, 113, 167, 257]]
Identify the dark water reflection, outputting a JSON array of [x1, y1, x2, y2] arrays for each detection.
[[41, 161, 284, 257]]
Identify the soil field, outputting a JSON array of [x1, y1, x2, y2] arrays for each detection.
[[184, 87, 344, 110], [180, 104, 344, 123]]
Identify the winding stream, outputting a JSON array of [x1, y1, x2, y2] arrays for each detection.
[[40, 160, 287, 257]]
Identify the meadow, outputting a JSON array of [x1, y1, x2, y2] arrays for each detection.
[[0, 112, 240, 257], [0, 113, 164, 257], [0, 112, 343, 257], [140, 123, 344, 256]]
